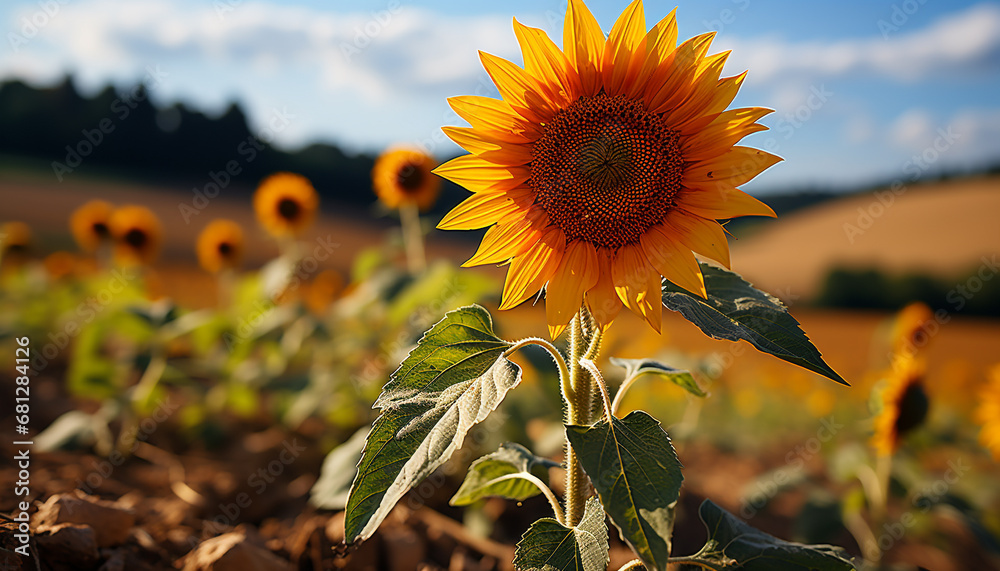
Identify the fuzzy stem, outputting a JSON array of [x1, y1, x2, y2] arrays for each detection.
[[399, 201, 426, 274], [488, 473, 563, 525], [563, 308, 602, 526]]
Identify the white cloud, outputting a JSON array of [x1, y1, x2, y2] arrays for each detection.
[[889, 108, 935, 150], [716, 3, 1000, 84]]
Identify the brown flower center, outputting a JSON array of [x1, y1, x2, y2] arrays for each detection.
[[218, 242, 234, 257], [278, 198, 301, 221], [92, 222, 110, 238], [530, 93, 683, 250], [124, 228, 148, 249], [397, 162, 426, 193], [894, 381, 929, 436]]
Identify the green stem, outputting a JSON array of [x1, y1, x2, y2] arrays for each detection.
[[399, 201, 426, 274], [563, 308, 602, 526], [488, 473, 563, 525]]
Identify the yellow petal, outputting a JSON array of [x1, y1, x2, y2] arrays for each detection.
[[479, 51, 555, 124], [463, 209, 547, 266], [585, 248, 623, 330], [437, 189, 531, 230], [546, 240, 599, 338], [661, 51, 732, 127], [663, 210, 731, 268], [603, 0, 646, 97], [674, 185, 776, 220], [448, 95, 540, 143], [433, 154, 530, 193], [500, 228, 565, 310], [627, 8, 678, 100], [564, 0, 605, 96], [513, 18, 580, 104], [611, 243, 664, 332], [646, 32, 715, 114], [640, 225, 707, 297], [684, 146, 783, 187], [681, 107, 773, 161]]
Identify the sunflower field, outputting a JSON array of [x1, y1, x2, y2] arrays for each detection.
[[2, 1, 999, 570]]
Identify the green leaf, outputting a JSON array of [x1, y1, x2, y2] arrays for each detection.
[[565, 411, 683, 571], [513, 497, 609, 571], [451, 442, 559, 506], [344, 305, 520, 543], [696, 499, 857, 570], [310, 425, 371, 510], [609, 357, 706, 397], [661, 262, 847, 385]]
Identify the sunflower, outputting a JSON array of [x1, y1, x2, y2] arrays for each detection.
[[70, 200, 114, 253], [109, 205, 162, 266], [304, 269, 344, 315], [1, 221, 31, 268], [196, 219, 244, 274], [975, 365, 1000, 461], [372, 147, 441, 211], [871, 355, 929, 457], [891, 301, 934, 356], [434, 0, 778, 337], [43, 251, 77, 281], [253, 173, 319, 237]]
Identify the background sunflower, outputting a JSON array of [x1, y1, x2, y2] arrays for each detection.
[[196, 219, 244, 274], [109, 205, 162, 266], [70, 199, 114, 253], [871, 355, 930, 456], [372, 147, 441, 212], [253, 172, 319, 238]]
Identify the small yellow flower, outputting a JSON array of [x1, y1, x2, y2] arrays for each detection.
[[196, 219, 244, 274], [891, 301, 934, 356], [871, 355, 929, 456], [70, 200, 114, 253], [304, 269, 344, 315], [253, 173, 319, 237], [434, 0, 779, 337], [975, 365, 1000, 461], [372, 147, 441, 211], [109, 205, 162, 266]]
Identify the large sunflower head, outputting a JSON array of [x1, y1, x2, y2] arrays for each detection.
[[975, 364, 1000, 461], [196, 219, 244, 274], [435, 0, 779, 338], [871, 355, 929, 457], [253, 172, 319, 237], [372, 147, 441, 211], [109, 205, 162, 266], [70, 200, 114, 253]]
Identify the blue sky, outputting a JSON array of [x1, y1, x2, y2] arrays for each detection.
[[3, 0, 999, 193]]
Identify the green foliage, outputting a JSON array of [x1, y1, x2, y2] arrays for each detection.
[[609, 357, 706, 398], [662, 262, 846, 385], [450, 442, 559, 506], [344, 305, 521, 543], [513, 497, 609, 571], [692, 500, 857, 570], [565, 411, 683, 571]]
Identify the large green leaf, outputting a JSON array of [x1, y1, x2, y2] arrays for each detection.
[[451, 442, 559, 506], [661, 262, 847, 385], [694, 499, 856, 570], [513, 497, 609, 571], [565, 411, 683, 570], [609, 357, 706, 397], [344, 305, 520, 543]]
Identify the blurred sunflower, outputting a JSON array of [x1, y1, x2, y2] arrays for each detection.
[[196, 219, 244, 274], [435, 0, 779, 337], [891, 301, 934, 356], [304, 269, 344, 315], [253, 173, 319, 237], [1, 221, 31, 267], [871, 355, 929, 456], [975, 364, 1000, 461], [109, 205, 162, 266], [70, 200, 114, 253], [43, 251, 77, 281], [372, 148, 441, 211]]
